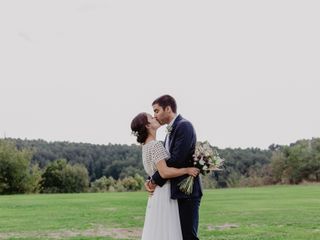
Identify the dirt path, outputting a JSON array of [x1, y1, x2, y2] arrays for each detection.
[[0, 227, 142, 239]]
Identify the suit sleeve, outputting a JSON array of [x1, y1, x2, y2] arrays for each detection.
[[151, 121, 195, 186]]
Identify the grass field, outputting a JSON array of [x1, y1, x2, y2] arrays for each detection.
[[0, 184, 320, 240]]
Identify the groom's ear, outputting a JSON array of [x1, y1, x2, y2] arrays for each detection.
[[164, 106, 172, 113]]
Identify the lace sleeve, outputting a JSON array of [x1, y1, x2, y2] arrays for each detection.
[[152, 141, 169, 164]]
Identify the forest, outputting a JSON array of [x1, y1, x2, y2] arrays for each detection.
[[1, 137, 319, 194]]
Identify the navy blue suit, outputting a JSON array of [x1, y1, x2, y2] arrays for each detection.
[[152, 115, 202, 240]]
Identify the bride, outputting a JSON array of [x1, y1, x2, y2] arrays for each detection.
[[131, 112, 199, 240]]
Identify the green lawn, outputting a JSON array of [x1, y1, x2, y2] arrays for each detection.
[[0, 185, 320, 240]]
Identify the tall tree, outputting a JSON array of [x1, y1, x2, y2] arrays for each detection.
[[0, 140, 41, 194]]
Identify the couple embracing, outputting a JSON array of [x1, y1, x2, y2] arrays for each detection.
[[131, 94, 202, 240]]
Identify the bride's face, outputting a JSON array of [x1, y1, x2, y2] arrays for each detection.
[[147, 114, 160, 131]]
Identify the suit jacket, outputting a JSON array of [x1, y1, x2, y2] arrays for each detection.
[[152, 115, 203, 199]]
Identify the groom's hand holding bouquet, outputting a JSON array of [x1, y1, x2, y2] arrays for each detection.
[[178, 141, 224, 195]]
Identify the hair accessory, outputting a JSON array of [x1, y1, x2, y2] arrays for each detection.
[[131, 131, 139, 137]]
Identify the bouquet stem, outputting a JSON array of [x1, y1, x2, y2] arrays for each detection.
[[177, 176, 194, 195]]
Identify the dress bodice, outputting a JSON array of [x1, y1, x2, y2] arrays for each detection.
[[142, 140, 169, 176]]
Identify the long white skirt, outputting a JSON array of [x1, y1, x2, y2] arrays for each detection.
[[141, 181, 183, 240]]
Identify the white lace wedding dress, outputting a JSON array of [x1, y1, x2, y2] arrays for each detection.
[[141, 140, 183, 240]]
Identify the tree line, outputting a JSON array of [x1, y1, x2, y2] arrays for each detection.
[[0, 137, 319, 194]]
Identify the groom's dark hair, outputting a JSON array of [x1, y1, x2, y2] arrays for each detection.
[[152, 94, 177, 113]]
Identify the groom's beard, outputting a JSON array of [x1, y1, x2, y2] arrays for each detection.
[[157, 117, 170, 125], [156, 119, 164, 125]]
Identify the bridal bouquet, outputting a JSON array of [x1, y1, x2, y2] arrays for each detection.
[[178, 141, 224, 195]]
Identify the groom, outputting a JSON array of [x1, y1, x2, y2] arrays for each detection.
[[146, 94, 202, 240]]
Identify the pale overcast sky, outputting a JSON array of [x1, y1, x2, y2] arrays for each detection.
[[0, 0, 319, 149]]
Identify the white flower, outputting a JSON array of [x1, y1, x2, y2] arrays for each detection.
[[166, 125, 173, 134], [178, 140, 225, 195]]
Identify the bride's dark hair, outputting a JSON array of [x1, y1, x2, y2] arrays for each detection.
[[131, 112, 149, 144]]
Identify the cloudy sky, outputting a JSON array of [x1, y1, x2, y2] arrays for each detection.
[[0, 0, 319, 149]]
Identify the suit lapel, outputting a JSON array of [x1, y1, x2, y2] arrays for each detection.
[[168, 115, 183, 151]]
